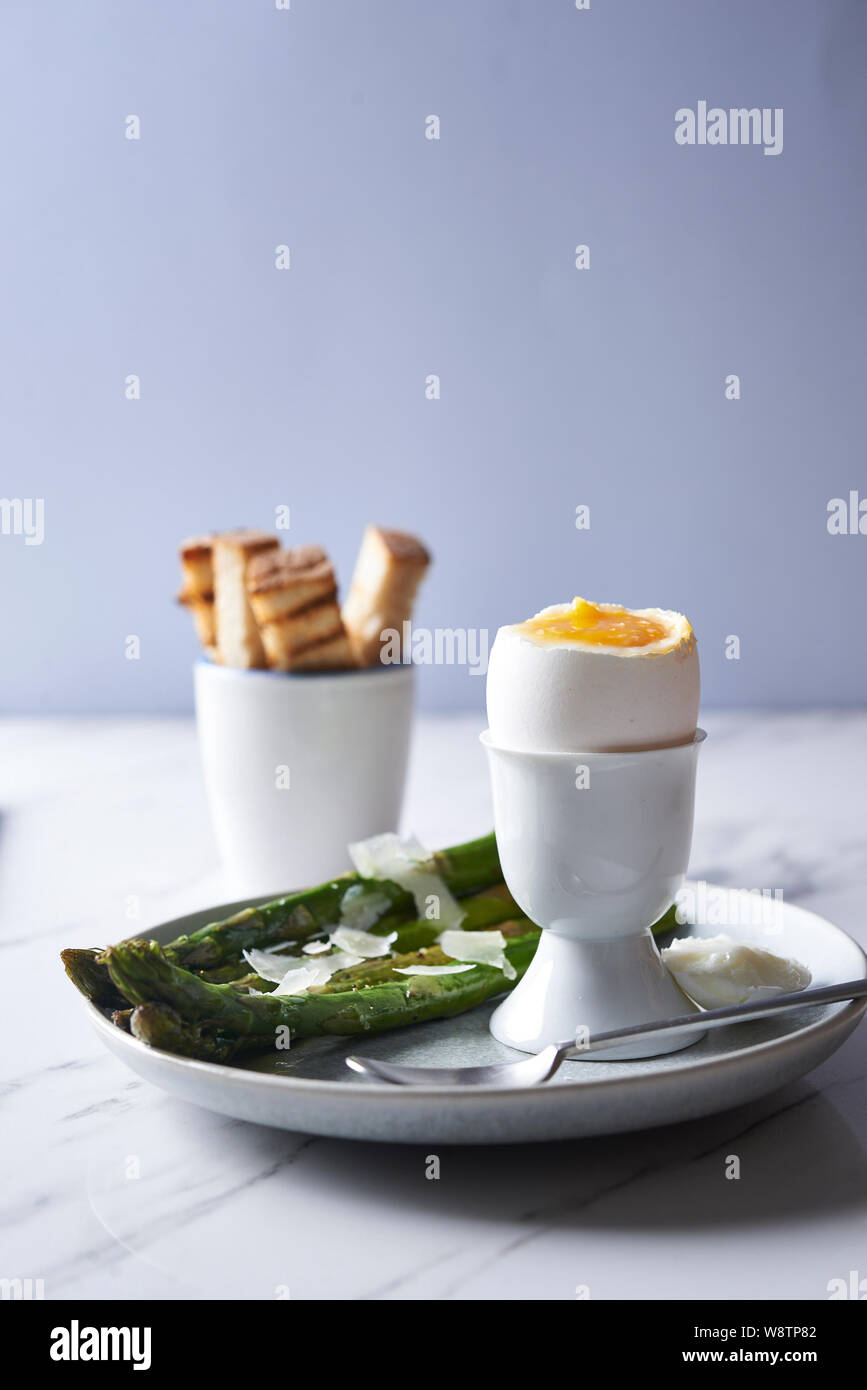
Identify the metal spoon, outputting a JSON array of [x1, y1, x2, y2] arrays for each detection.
[[345, 978, 867, 1088]]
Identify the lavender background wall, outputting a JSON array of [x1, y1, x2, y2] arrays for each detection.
[[2, 0, 865, 714]]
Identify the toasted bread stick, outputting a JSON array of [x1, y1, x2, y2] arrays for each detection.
[[177, 534, 217, 652], [212, 529, 280, 668], [342, 525, 431, 666], [289, 630, 356, 671], [247, 546, 355, 671]]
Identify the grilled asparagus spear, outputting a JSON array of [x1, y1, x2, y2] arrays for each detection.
[[198, 883, 522, 984], [129, 1003, 264, 1062], [105, 900, 681, 1063], [61, 948, 126, 1008], [164, 832, 501, 970], [60, 832, 504, 999], [101, 932, 539, 1053]]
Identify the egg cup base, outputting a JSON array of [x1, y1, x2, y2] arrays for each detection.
[[490, 927, 705, 1060]]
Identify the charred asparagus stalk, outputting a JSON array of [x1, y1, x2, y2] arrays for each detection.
[[61, 948, 126, 1008], [129, 1003, 265, 1062], [223, 901, 679, 997], [101, 932, 539, 1053], [60, 832, 504, 1000], [109, 901, 681, 1062], [222, 916, 534, 995], [320, 917, 534, 992], [198, 882, 523, 984], [163, 832, 502, 970]]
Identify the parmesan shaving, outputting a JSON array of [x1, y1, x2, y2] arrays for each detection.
[[438, 929, 516, 980], [339, 883, 394, 931], [242, 947, 302, 984], [329, 925, 397, 958], [243, 946, 363, 994], [348, 832, 466, 931], [272, 962, 336, 996], [394, 963, 474, 976]]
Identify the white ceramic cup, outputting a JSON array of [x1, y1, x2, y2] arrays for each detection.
[[195, 661, 415, 897], [481, 729, 707, 1059]]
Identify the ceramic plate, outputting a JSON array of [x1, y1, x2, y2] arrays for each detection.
[[85, 887, 867, 1145]]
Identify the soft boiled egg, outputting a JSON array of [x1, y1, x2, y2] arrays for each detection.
[[486, 596, 699, 752]]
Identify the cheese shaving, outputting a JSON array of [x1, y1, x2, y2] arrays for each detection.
[[394, 963, 474, 976], [329, 925, 397, 958], [243, 946, 363, 994], [339, 883, 395, 931], [438, 929, 516, 980], [243, 947, 303, 984], [348, 832, 466, 931], [271, 962, 336, 996]]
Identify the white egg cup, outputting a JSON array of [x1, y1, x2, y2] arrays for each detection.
[[481, 729, 707, 1060]]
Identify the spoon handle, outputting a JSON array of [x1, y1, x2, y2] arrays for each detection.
[[559, 977, 867, 1060]]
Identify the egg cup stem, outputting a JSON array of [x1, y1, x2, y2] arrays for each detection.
[[490, 927, 702, 1060]]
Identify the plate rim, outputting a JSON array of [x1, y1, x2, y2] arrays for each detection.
[[81, 887, 867, 1103]]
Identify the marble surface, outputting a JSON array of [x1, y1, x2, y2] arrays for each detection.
[[2, 710, 866, 1300]]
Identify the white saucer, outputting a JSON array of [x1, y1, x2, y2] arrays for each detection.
[[83, 886, 867, 1145]]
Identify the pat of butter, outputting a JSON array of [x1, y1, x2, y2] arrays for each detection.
[[662, 934, 811, 1010]]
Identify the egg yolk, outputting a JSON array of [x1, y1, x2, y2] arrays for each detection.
[[515, 598, 670, 648]]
